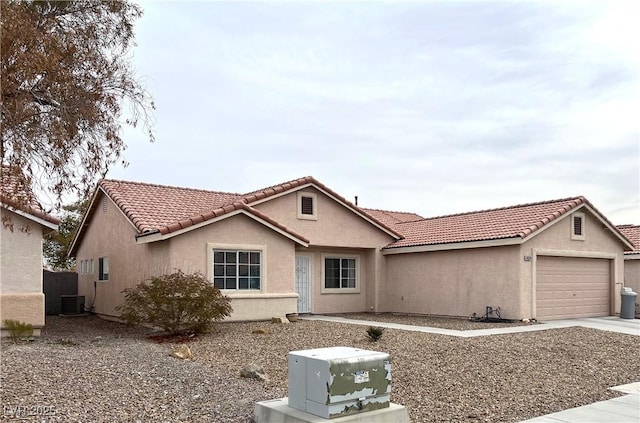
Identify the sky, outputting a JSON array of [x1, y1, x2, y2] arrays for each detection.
[[110, 0, 640, 224]]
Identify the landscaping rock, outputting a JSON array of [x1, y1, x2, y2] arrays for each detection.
[[271, 316, 289, 324], [240, 363, 268, 381], [170, 344, 192, 359]]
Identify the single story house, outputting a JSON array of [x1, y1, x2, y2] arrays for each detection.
[[69, 176, 633, 322], [1, 170, 59, 336], [617, 225, 640, 296]]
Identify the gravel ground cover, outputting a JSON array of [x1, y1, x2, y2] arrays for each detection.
[[1, 315, 639, 422]]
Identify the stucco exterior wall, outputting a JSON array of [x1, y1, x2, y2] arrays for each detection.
[[253, 187, 396, 248], [521, 209, 626, 316], [167, 213, 299, 320], [298, 247, 379, 314], [384, 245, 523, 319], [0, 209, 46, 331], [623, 258, 639, 313], [76, 193, 170, 317]]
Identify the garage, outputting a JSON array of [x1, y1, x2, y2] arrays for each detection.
[[536, 256, 611, 320]]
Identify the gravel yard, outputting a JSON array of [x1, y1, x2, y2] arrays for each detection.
[[331, 312, 538, 330], [2, 315, 639, 422]]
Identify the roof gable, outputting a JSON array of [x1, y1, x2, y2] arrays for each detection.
[[385, 196, 632, 251], [70, 176, 402, 255]]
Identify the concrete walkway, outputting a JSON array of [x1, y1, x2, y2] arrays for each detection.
[[300, 315, 640, 422], [300, 315, 640, 337]]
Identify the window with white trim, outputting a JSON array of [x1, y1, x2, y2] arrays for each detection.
[[213, 250, 261, 290], [297, 191, 318, 220], [571, 212, 585, 240], [324, 256, 357, 289], [98, 257, 109, 280]]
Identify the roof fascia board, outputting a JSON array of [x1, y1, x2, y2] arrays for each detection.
[[1, 204, 58, 231], [382, 237, 523, 255], [136, 209, 309, 247], [623, 253, 640, 260]]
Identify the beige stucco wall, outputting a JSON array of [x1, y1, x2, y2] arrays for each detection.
[[167, 213, 299, 320], [254, 188, 396, 314], [254, 187, 396, 248], [522, 209, 627, 317], [623, 258, 639, 316], [76, 194, 305, 321], [0, 209, 46, 332], [298, 247, 381, 314], [76, 193, 170, 317], [384, 245, 523, 318]]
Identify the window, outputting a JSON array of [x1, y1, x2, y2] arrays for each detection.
[[571, 212, 585, 240], [297, 192, 318, 220], [98, 257, 109, 280], [213, 250, 261, 290], [323, 256, 358, 291], [80, 260, 86, 274], [89, 259, 94, 274]]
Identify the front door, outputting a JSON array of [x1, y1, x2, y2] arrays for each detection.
[[295, 255, 311, 313]]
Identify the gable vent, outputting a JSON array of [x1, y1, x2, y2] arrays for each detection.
[[301, 196, 314, 215], [574, 215, 583, 236]]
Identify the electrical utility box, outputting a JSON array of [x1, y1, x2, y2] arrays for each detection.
[[288, 346, 391, 419]]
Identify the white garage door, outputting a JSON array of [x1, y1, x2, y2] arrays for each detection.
[[536, 256, 611, 320]]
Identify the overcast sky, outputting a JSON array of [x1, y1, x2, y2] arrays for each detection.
[[111, 0, 640, 224]]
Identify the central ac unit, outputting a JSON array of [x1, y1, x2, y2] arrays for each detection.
[[60, 295, 85, 315]]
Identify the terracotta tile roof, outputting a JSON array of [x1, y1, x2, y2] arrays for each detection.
[[99, 179, 241, 234], [385, 196, 593, 249], [617, 225, 640, 254], [361, 208, 423, 227], [86, 176, 401, 244], [1, 165, 60, 226]]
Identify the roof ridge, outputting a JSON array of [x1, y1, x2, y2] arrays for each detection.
[[361, 206, 421, 215], [401, 196, 586, 223], [617, 224, 639, 228], [100, 178, 242, 196]]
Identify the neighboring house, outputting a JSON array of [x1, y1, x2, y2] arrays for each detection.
[[1, 172, 59, 336], [69, 176, 633, 322], [617, 225, 640, 295]]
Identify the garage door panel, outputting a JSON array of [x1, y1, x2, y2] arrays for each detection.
[[536, 256, 610, 320]]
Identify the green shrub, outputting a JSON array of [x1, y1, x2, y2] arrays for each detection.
[[4, 319, 33, 341], [115, 270, 232, 335], [366, 326, 385, 342]]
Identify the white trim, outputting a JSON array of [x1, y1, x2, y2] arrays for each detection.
[[1, 204, 58, 231], [320, 253, 361, 294], [224, 292, 298, 299], [297, 191, 318, 220], [207, 243, 267, 293], [530, 248, 618, 319], [624, 253, 640, 260], [382, 237, 523, 255], [136, 209, 309, 247]]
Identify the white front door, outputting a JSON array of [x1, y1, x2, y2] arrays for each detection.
[[295, 255, 311, 313]]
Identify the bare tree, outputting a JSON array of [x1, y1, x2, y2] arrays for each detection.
[[1, 0, 154, 210]]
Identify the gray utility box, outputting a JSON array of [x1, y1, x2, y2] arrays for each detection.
[[288, 346, 391, 419]]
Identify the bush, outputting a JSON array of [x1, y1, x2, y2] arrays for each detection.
[[366, 326, 385, 342], [116, 270, 232, 335], [4, 319, 33, 341]]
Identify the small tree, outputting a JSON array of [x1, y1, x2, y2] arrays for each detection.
[[116, 270, 232, 335]]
